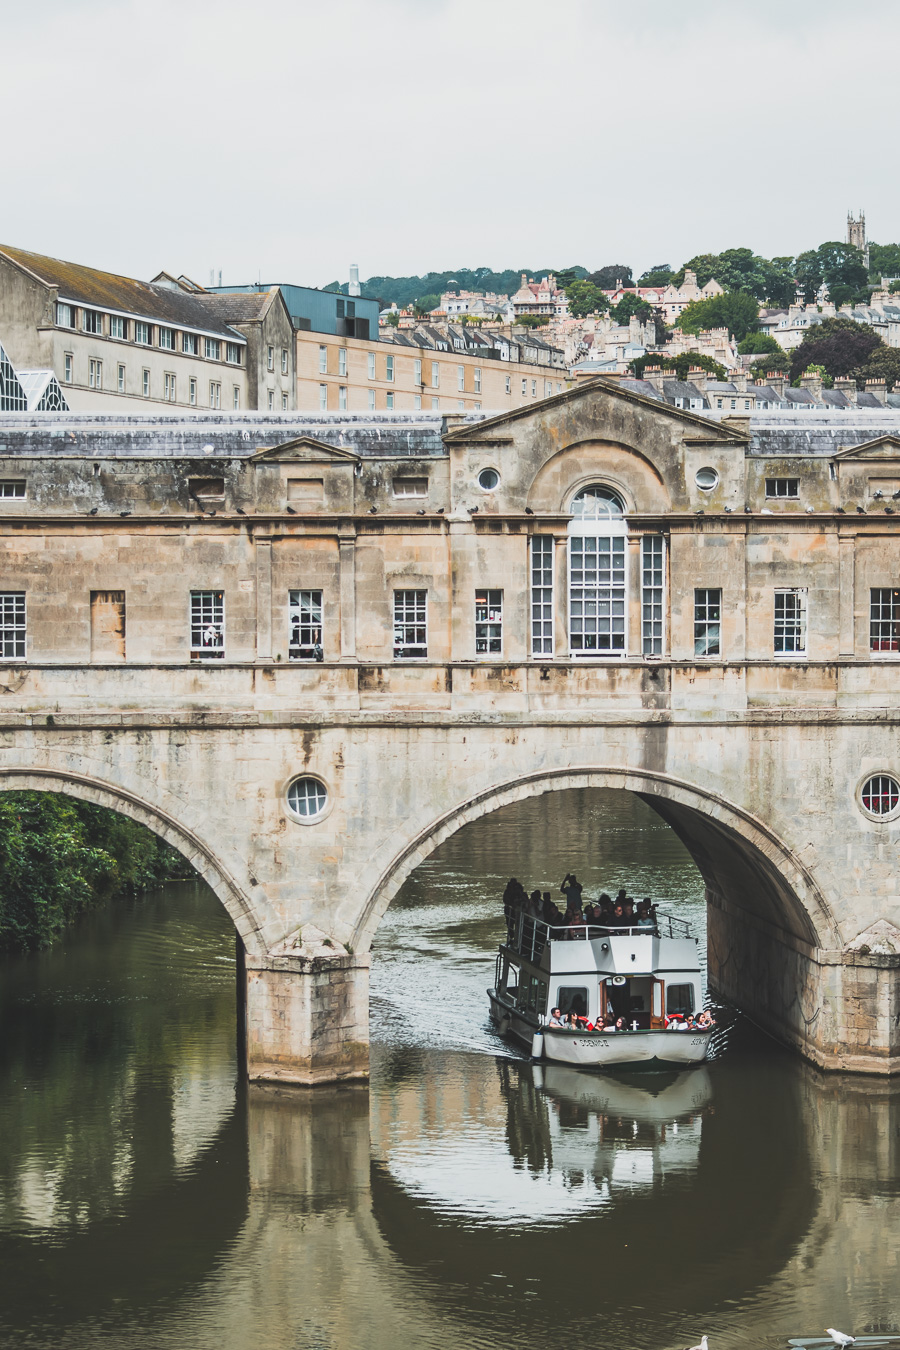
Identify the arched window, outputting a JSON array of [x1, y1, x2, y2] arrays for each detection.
[[570, 485, 625, 519], [567, 485, 627, 658]]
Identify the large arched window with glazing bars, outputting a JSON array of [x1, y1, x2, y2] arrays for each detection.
[[529, 486, 666, 658]]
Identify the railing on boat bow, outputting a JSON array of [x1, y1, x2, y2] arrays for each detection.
[[506, 909, 693, 962]]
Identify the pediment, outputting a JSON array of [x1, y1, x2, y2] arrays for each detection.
[[442, 376, 748, 446], [832, 435, 900, 461], [250, 436, 360, 465]]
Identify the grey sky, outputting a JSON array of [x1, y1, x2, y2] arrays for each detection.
[[3, 0, 897, 290]]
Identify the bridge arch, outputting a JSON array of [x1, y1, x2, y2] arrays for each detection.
[[0, 765, 270, 956], [352, 765, 841, 959]]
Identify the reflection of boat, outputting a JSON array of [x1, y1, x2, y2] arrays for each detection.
[[536, 1063, 713, 1121], [488, 909, 712, 1068]]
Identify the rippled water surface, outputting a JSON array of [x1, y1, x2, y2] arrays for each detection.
[[0, 789, 898, 1350]]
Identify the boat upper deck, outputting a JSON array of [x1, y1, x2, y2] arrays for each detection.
[[504, 911, 700, 978]]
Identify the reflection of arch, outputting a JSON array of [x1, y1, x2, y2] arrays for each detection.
[[0, 766, 268, 954], [352, 767, 840, 955]]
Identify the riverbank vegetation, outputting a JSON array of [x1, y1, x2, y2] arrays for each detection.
[[0, 793, 195, 953]]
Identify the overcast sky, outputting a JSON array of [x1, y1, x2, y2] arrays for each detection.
[[3, 0, 897, 290]]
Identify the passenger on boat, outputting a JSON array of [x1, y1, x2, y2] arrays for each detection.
[[527, 888, 543, 919], [566, 908, 588, 940], [635, 900, 656, 930], [615, 887, 627, 906], [561, 873, 584, 909], [696, 1010, 715, 1029], [607, 903, 627, 930], [547, 1007, 564, 1026], [621, 898, 636, 927]]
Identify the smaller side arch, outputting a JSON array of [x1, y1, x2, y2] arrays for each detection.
[[350, 766, 841, 956], [0, 766, 269, 956]]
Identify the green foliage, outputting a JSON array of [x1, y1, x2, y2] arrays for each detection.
[[555, 267, 591, 292], [789, 315, 883, 383], [588, 264, 633, 290], [750, 352, 790, 379], [868, 241, 900, 281], [610, 292, 653, 324], [566, 279, 607, 318], [795, 242, 868, 307], [353, 266, 577, 310], [515, 314, 550, 329], [628, 351, 728, 382], [636, 264, 675, 287], [413, 293, 440, 316], [737, 332, 784, 357], [678, 290, 760, 341], [853, 344, 900, 391], [384, 311, 400, 327], [0, 793, 193, 954]]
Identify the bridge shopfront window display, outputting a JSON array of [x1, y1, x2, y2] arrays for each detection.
[[393, 589, 428, 660], [567, 485, 627, 657], [289, 590, 324, 661], [190, 590, 224, 660]]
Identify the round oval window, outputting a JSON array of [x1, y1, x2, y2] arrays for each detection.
[[478, 467, 500, 491], [695, 467, 719, 491], [286, 776, 329, 821], [860, 774, 900, 819]]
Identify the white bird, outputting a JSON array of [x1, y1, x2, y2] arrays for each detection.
[[687, 1338, 709, 1350], [826, 1331, 855, 1347]]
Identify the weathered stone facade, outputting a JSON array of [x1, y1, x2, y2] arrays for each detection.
[[1, 385, 900, 1078]]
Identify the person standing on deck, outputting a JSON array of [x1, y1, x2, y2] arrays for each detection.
[[561, 873, 583, 911]]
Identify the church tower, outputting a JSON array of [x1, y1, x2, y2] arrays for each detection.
[[847, 210, 870, 268]]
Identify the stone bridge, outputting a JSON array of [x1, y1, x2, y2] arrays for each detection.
[[1, 386, 900, 1078]]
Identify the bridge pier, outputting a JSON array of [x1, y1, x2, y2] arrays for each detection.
[[242, 932, 370, 1086]]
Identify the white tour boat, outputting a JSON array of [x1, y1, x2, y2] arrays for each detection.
[[488, 906, 713, 1069]]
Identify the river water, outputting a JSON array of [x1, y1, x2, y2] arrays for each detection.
[[0, 788, 898, 1350]]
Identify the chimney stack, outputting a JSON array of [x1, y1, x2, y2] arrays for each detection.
[[687, 366, 708, 393], [732, 371, 748, 394], [834, 376, 857, 405], [766, 372, 786, 398], [866, 378, 888, 405], [349, 264, 360, 298], [642, 365, 667, 394], [800, 370, 824, 401]]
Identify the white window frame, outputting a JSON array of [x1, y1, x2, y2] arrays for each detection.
[[109, 315, 125, 340], [56, 302, 75, 329], [386, 354, 394, 382], [457, 364, 465, 392], [0, 592, 26, 659], [64, 353, 73, 383], [158, 326, 175, 350], [164, 372, 176, 402], [268, 390, 274, 410], [568, 516, 628, 658], [338, 348, 347, 376], [281, 348, 288, 375], [765, 477, 800, 498], [234, 386, 241, 410], [289, 589, 324, 660], [694, 588, 722, 658], [414, 394, 422, 409], [189, 377, 197, 406], [142, 368, 150, 397], [641, 534, 666, 656], [530, 535, 554, 656], [368, 389, 376, 411], [89, 358, 102, 390], [393, 589, 428, 659], [475, 588, 502, 655], [386, 392, 394, 410], [183, 333, 197, 356], [431, 361, 440, 388], [774, 587, 807, 656], [414, 358, 422, 384], [393, 477, 427, 499], [319, 383, 328, 410], [190, 590, 225, 661], [117, 363, 125, 393], [319, 345, 328, 374], [431, 396, 439, 409], [367, 352, 376, 380], [135, 321, 150, 346], [226, 342, 241, 365], [82, 308, 103, 334], [209, 381, 221, 409], [505, 376, 511, 394], [267, 345, 275, 371], [204, 337, 220, 361]]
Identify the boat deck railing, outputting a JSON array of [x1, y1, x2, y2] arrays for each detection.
[[506, 909, 693, 963]]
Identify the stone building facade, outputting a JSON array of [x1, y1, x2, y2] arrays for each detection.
[[0, 386, 899, 1079]]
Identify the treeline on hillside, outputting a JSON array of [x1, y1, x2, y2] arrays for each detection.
[[0, 793, 195, 953], [330, 240, 900, 316]]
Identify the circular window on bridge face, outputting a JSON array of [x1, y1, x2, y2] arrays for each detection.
[[478, 467, 500, 491], [859, 774, 900, 820], [286, 775, 329, 824], [695, 467, 719, 491]]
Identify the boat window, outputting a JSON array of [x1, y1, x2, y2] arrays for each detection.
[[666, 983, 695, 1015], [517, 973, 548, 1015], [556, 986, 588, 1016]]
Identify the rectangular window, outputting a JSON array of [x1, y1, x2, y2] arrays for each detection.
[[226, 342, 241, 365], [164, 372, 176, 402], [339, 386, 347, 410], [89, 358, 102, 390], [472, 368, 482, 394], [90, 590, 125, 662], [386, 355, 394, 382], [368, 389, 376, 411], [82, 308, 103, 334], [774, 588, 807, 655], [414, 394, 422, 409], [142, 368, 150, 397], [182, 333, 197, 355], [522, 378, 527, 395], [569, 534, 626, 656], [870, 588, 900, 652], [158, 326, 175, 350], [117, 363, 125, 393], [386, 392, 394, 410], [531, 535, 554, 656], [281, 391, 288, 410], [431, 396, 439, 409], [367, 352, 376, 379], [56, 302, 75, 328], [190, 590, 224, 661], [0, 481, 25, 498], [109, 315, 125, 340], [319, 384, 328, 410], [338, 348, 347, 376], [0, 593, 26, 659], [641, 535, 665, 656], [267, 345, 275, 371], [319, 345, 328, 374], [268, 390, 274, 410], [694, 588, 722, 658], [531, 380, 537, 396], [431, 361, 440, 388], [505, 375, 511, 394], [64, 353, 73, 383], [209, 381, 221, 409], [393, 589, 427, 659], [765, 477, 800, 498], [666, 983, 695, 1016], [135, 321, 150, 345], [289, 589, 323, 659], [281, 348, 288, 375], [545, 381, 551, 397], [414, 358, 422, 384], [457, 364, 465, 392], [233, 386, 241, 410], [475, 589, 502, 655], [204, 337, 220, 361], [557, 382, 563, 393], [393, 477, 427, 498], [336, 299, 344, 318], [189, 377, 197, 406]]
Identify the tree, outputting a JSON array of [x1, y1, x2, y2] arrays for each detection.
[[413, 293, 440, 316], [816, 240, 869, 307], [750, 353, 790, 379], [384, 311, 400, 327], [677, 290, 760, 341], [737, 332, 785, 357], [868, 241, 900, 281], [515, 313, 550, 329], [610, 292, 653, 324], [794, 250, 823, 305], [566, 279, 607, 318], [637, 264, 675, 287], [628, 351, 727, 382], [852, 344, 900, 391], [555, 267, 590, 292], [588, 264, 633, 290], [789, 316, 882, 383]]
